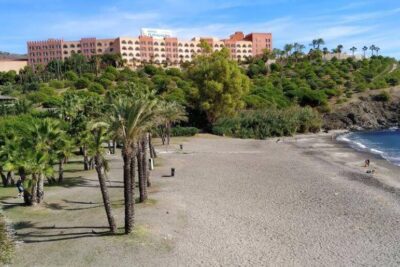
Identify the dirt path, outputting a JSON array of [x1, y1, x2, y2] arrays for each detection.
[[2, 135, 400, 266]]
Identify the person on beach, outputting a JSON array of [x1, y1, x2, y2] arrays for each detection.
[[16, 177, 24, 198], [364, 159, 370, 167]]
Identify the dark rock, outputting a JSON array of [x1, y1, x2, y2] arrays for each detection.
[[323, 99, 400, 130]]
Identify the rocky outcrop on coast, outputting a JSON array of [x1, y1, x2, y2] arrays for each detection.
[[323, 95, 400, 130]]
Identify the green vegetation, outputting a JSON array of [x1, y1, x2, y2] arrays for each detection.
[[171, 127, 199, 137], [0, 39, 399, 242], [0, 214, 14, 264], [213, 106, 321, 139]]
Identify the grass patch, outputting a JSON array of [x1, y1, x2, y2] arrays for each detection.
[[0, 213, 14, 264]]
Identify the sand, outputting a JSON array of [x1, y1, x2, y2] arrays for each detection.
[[2, 133, 400, 266]]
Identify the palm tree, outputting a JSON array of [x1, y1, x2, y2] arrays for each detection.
[[350, 46, 357, 57], [370, 45, 376, 56], [22, 150, 53, 205], [87, 122, 117, 233], [336, 45, 344, 59], [283, 44, 294, 58], [375, 47, 380, 56], [158, 102, 187, 145], [111, 91, 159, 234], [316, 38, 325, 50], [55, 136, 75, 183], [29, 119, 63, 202], [362, 46, 368, 58], [309, 39, 317, 49]]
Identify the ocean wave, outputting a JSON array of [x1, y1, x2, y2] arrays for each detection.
[[337, 130, 400, 167], [370, 148, 384, 154]]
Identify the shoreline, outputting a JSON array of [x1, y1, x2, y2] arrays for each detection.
[[286, 131, 400, 194]]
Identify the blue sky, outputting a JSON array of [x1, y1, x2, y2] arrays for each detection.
[[1, 0, 399, 58]]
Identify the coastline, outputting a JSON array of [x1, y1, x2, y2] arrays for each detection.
[[286, 131, 400, 194]]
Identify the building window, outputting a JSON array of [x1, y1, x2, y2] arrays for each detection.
[[122, 53, 127, 56], [154, 42, 159, 45], [122, 40, 127, 44], [135, 41, 139, 45], [128, 40, 133, 44], [122, 46, 127, 50], [190, 44, 194, 47], [63, 51, 68, 54], [70, 44, 75, 48], [98, 49, 102, 53], [128, 47, 133, 50]]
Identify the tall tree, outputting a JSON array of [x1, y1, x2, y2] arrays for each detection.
[[186, 48, 250, 124], [111, 90, 159, 234], [350, 46, 357, 57], [87, 122, 117, 233], [362, 46, 368, 58]]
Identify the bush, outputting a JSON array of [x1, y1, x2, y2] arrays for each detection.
[[74, 78, 91, 89], [65, 71, 78, 81], [212, 107, 321, 139], [373, 91, 391, 102], [88, 82, 105, 94], [49, 80, 64, 89], [171, 127, 199, 137], [83, 73, 96, 81]]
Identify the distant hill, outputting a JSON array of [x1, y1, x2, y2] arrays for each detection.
[[0, 51, 27, 60]]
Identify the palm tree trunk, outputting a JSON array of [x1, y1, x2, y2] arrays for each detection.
[[36, 174, 44, 203], [6, 171, 15, 186], [83, 147, 89, 170], [94, 154, 117, 233], [142, 136, 150, 187], [0, 172, 6, 187], [137, 140, 147, 202], [122, 147, 134, 234], [149, 133, 157, 158], [18, 167, 26, 182], [58, 159, 64, 183], [112, 139, 117, 154], [108, 140, 113, 154], [29, 174, 38, 206]]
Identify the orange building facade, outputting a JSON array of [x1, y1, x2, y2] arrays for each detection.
[[27, 31, 272, 67]]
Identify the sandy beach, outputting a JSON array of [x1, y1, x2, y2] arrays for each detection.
[[2, 133, 400, 266]]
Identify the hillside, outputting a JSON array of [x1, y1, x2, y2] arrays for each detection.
[[0, 49, 399, 134], [0, 51, 27, 60]]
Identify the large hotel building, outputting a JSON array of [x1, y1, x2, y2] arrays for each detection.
[[27, 29, 272, 67]]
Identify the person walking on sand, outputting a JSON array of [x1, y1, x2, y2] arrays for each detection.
[[16, 177, 24, 198]]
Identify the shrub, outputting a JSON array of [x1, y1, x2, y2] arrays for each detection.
[[88, 83, 105, 94], [212, 107, 321, 139], [74, 78, 91, 89], [98, 78, 112, 89], [83, 73, 96, 81], [373, 91, 391, 102], [49, 80, 64, 89], [171, 127, 199, 137], [65, 71, 78, 81]]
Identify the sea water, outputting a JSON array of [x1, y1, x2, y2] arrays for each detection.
[[337, 128, 400, 166]]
